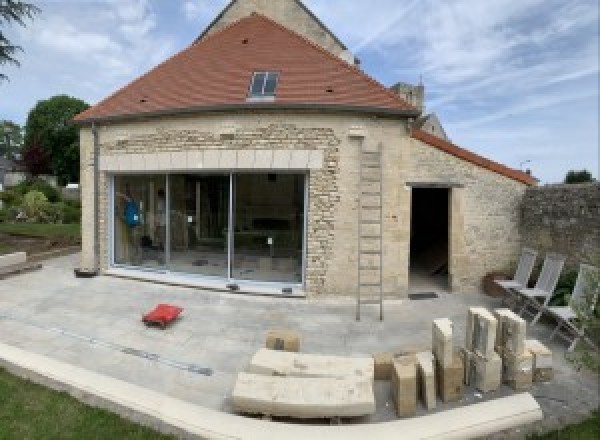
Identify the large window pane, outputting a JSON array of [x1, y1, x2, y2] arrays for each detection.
[[169, 174, 229, 278], [232, 173, 304, 283], [114, 175, 166, 268]]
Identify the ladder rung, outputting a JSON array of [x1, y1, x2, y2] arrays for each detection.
[[360, 235, 380, 239], [359, 283, 381, 287], [361, 204, 381, 208], [360, 220, 381, 225], [361, 191, 381, 195], [362, 177, 381, 182], [359, 266, 381, 270], [359, 299, 381, 305]]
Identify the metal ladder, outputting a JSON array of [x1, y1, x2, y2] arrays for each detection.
[[356, 142, 383, 321]]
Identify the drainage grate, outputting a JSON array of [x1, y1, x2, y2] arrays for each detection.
[[0, 313, 213, 376], [408, 292, 439, 300]]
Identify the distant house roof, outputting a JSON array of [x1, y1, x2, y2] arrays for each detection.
[[411, 129, 536, 186], [74, 14, 417, 124]]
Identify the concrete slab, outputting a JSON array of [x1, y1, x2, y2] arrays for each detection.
[[247, 348, 374, 381], [232, 372, 376, 418]]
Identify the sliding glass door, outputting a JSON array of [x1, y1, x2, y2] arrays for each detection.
[[112, 172, 305, 285], [168, 174, 229, 277], [113, 175, 167, 268], [232, 174, 304, 283]]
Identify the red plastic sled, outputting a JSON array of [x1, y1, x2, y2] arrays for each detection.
[[142, 304, 183, 329]]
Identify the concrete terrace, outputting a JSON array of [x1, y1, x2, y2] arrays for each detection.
[[0, 254, 598, 438]]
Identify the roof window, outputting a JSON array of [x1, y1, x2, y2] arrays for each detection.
[[249, 72, 279, 99]]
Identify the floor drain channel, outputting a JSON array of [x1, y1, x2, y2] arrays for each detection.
[[0, 313, 213, 376], [408, 292, 439, 300]]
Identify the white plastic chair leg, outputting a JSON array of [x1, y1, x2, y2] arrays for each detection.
[[531, 310, 543, 326]]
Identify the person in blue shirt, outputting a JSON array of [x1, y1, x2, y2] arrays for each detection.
[[116, 183, 141, 263]]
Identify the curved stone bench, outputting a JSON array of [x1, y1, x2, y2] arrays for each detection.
[[0, 342, 543, 440]]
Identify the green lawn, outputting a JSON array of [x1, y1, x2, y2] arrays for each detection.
[[0, 368, 174, 440], [0, 223, 81, 240], [528, 411, 600, 439]]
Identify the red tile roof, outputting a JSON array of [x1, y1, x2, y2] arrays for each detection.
[[74, 14, 417, 123], [411, 129, 536, 186]]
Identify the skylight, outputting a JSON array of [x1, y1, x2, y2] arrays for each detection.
[[249, 72, 279, 98]]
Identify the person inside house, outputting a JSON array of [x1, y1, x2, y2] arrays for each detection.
[[116, 183, 141, 264]]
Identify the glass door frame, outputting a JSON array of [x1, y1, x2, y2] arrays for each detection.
[[108, 171, 308, 288]]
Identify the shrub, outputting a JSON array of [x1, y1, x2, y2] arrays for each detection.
[[0, 189, 23, 207], [567, 262, 600, 372], [550, 270, 579, 306], [41, 203, 64, 224], [0, 208, 8, 223], [21, 190, 48, 221], [62, 203, 81, 223], [15, 178, 61, 203]]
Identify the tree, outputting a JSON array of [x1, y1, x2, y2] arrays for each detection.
[[0, 1, 40, 81], [564, 170, 595, 184], [0, 119, 23, 159], [21, 136, 50, 176], [24, 95, 89, 184]]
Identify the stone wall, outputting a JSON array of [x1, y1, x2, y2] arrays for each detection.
[[407, 138, 529, 293], [521, 183, 600, 269], [79, 112, 529, 297]]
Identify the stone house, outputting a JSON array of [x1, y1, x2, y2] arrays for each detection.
[[74, 0, 535, 298]]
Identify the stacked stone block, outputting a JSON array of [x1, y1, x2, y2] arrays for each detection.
[[415, 351, 436, 410], [432, 318, 464, 402], [525, 339, 553, 382], [391, 354, 417, 417], [464, 308, 502, 392], [493, 309, 533, 391]]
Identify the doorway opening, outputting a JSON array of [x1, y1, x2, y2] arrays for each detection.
[[409, 187, 450, 293]]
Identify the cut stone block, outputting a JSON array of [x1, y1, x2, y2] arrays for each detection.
[[432, 318, 453, 368], [232, 373, 376, 418], [459, 348, 473, 385], [0, 252, 26, 268], [494, 309, 526, 357], [416, 351, 436, 410], [391, 354, 417, 417], [373, 352, 394, 380], [503, 351, 533, 391], [248, 348, 374, 381], [525, 339, 553, 382], [466, 307, 497, 359], [436, 349, 464, 403], [265, 329, 300, 352], [471, 352, 502, 393]]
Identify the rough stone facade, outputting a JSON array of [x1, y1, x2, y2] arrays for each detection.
[[521, 183, 600, 269], [407, 138, 529, 293], [199, 0, 355, 63], [79, 112, 529, 296]]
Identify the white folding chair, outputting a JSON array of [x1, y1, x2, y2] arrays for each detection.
[[494, 248, 538, 307], [547, 264, 599, 352], [517, 253, 565, 324]]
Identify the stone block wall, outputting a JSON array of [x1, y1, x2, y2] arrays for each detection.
[[407, 138, 529, 293], [521, 183, 600, 269]]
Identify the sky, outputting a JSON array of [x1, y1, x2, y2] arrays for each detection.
[[1, 0, 598, 183]]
